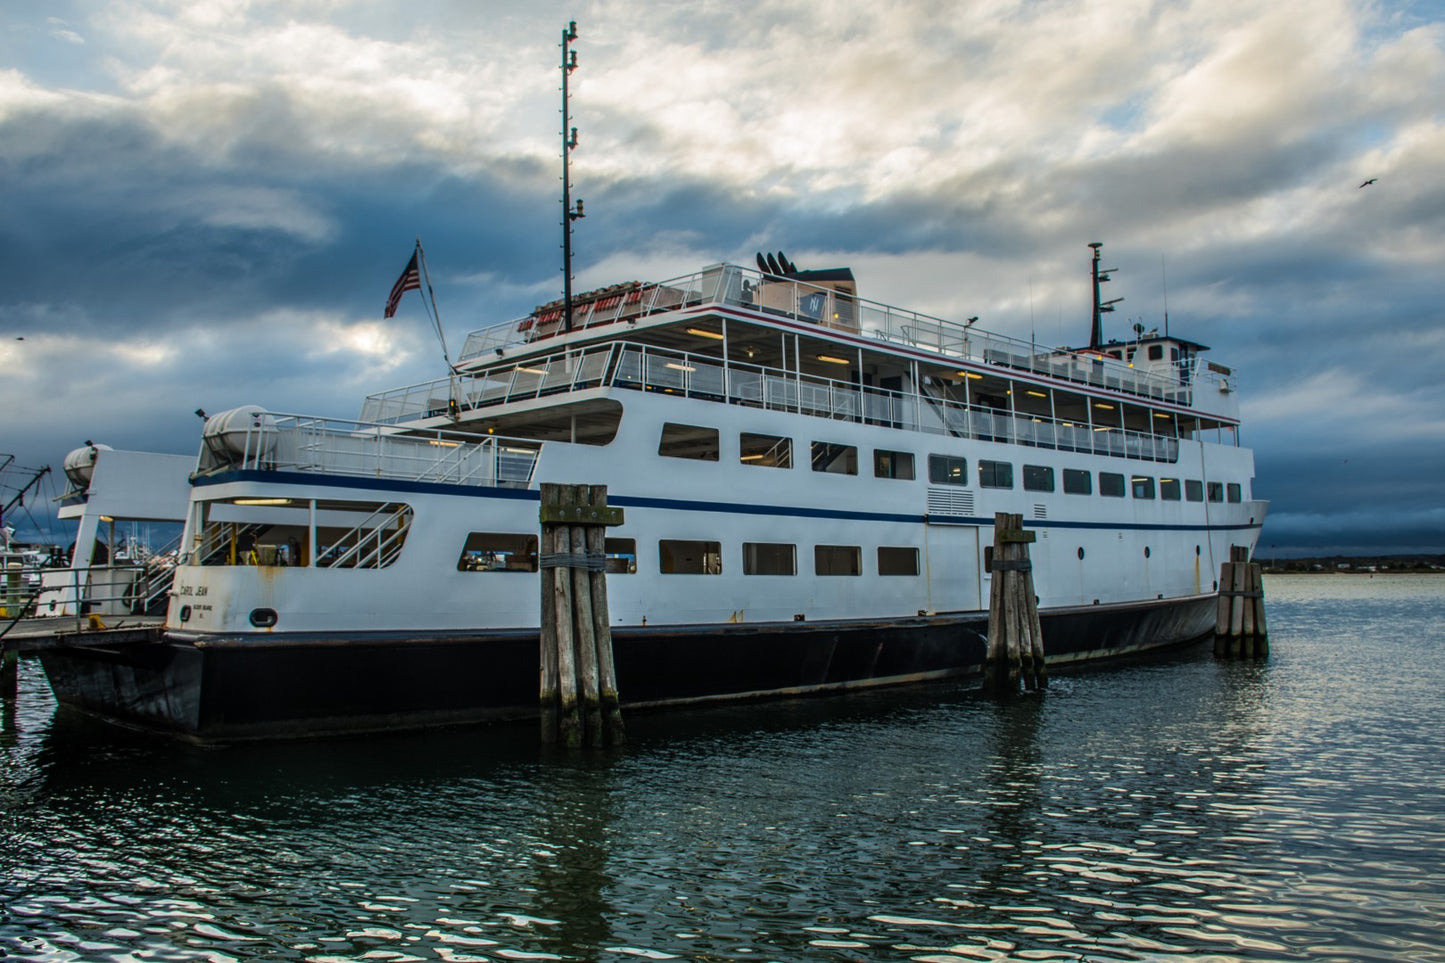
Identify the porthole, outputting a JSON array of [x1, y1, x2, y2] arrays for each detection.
[[249, 607, 278, 628], [1077, 547, 1085, 560], [179, 605, 192, 623], [1144, 546, 1151, 558]]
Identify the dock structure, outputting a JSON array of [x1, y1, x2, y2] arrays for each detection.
[[538, 483, 625, 748], [1, 618, 165, 713], [983, 512, 1046, 693], [1215, 544, 1268, 658]]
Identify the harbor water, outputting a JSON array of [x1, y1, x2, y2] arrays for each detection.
[[3, 574, 1443, 962]]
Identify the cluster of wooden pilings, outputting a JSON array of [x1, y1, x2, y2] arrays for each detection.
[[983, 512, 1047, 693], [538, 483, 626, 748], [1216, 545, 1269, 658]]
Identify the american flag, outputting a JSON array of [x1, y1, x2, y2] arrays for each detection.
[[384, 250, 421, 318]]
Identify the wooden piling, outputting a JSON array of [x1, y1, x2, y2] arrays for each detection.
[[1, 647, 16, 703], [983, 512, 1045, 693], [1215, 544, 1268, 658], [539, 483, 625, 748]]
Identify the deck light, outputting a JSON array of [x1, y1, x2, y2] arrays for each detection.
[[1026, 390, 1047, 398], [1094, 402, 1115, 410], [957, 371, 983, 380], [816, 354, 851, 365], [665, 362, 696, 372], [234, 498, 292, 506], [686, 327, 725, 340], [428, 439, 461, 448]]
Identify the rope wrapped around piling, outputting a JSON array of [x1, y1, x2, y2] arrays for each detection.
[[540, 551, 607, 571]]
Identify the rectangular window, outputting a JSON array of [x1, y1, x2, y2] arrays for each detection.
[[458, 532, 537, 572], [1023, 464, 1055, 492], [740, 432, 791, 469], [1131, 475, 1156, 499], [1207, 482, 1224, 503], [1063, 468, 1092, 495], [659, 422, 719, 461], [1227, 482, 1243, 503], [1185, 479, 1204, 502], [928, 454, 967, 486], [659, 539, 722, 574], [1148, 344, 1164, 361], [877, 546, 920, 576], [1159, 478, 1182, 501], [604, 537, 636, 574], [979, 460, 1013, 489], [1100, 472, 1126, 497], [874, 449, 915, 480], [811, 441, 858, 475], [814, 545, 862, 576], [743, 542, 796, 575]]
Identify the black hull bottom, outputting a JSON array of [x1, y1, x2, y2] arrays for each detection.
[[38, 595, 1216, 742]]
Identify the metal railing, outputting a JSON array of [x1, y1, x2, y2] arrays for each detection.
[[197, 414, 541, 489], [364, 340, 1182, 463], [449, 263, 1225, 403]]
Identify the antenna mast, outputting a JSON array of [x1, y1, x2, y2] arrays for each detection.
[[561, 21, 584, 333], [1088, 241, 1122, 349]]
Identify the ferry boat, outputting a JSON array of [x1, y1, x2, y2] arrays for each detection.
[[38, 247, 1265, 740]]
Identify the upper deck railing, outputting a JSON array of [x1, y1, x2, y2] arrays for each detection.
[[361, 342, 1186, 464], [453, 263, 1225, 403], [195, 413, 540, 489]]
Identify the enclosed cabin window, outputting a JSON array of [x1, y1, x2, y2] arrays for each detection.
[[1207, 482, 1225, 503], [1100, 472, 1126, 498], [1185, 480, 1204, 502], [659, 422, 720, 461], [874, 449, 915, 480], [1132, 475, 1156, 499], [978, 460, 1013, 489], [458, 532, 538, 572], [1227, 482, 1243, 503], [814, 545, 862, 576], [877, 546, 920, 576], [740, 432, 792, 469], [928, 455, 967, 486], [811, 441, 858, 475], [1023, 465, 1055, 492], [743, 542, 796, 575], [605, 538, 637, 574], [1063, 469, 1092, 495], [1159, 478, 1182, 501], [191, 497, 412, 569], [660, 539, 722, 574]]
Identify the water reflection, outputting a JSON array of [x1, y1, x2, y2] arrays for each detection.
[[5, 578, 1445, 962]]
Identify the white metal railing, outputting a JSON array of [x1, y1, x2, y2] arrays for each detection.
[[363, 340, 1182, 463], [449, 263, 1219, 402], [197, 414, 541, 488]]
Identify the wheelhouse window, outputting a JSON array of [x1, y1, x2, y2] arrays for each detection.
[[743, 542, 796, 575], [660, 539, 722, 574], [1185, 479, 1204, 502], [1159, 478, 1182, 501], [458, 532, 538, 572], [928, 454, 967, 486], [814, 545, 862, 576], [1063, 469, 1092, 495], [979, 460, 1013, 489], [1100, 472, 1126, 497], [874, 449, 915, 480], [1227, 482, 1243, 503], [1023, 465, 1055, 492], [811, 441, 858, 475], [1207, 482, 1224, 503], [659, 422, 719, 461], [740, 432, 792, 469], [877, 546, 920, 576], [1132, 475, 1156, 499]]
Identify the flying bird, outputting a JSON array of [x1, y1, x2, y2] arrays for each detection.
[[1358, 178, 1377, 188]]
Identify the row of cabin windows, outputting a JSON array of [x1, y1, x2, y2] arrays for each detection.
[[661, 422, 1245, 503], [931, 456, 1243, 503], [458, 533, 921, 577]]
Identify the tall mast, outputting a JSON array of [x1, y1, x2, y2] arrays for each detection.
[[1088, 241, 1122, 349], [561, 21, 584, 333]]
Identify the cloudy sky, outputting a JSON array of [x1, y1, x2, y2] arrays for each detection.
[[1, 0, 1442, 556]]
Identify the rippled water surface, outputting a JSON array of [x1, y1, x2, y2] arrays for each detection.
[[4, 574, 1444, 962]]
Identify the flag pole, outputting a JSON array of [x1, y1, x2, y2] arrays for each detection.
[[414, 238, 459, 419]]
